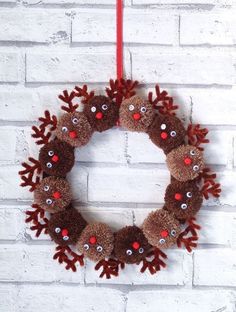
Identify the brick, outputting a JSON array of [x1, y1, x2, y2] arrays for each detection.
[[0, 285, 17, 312], [0, 53, 19, 82], [0, 207, 24, 240], [181, 14, 236, 45], [0, 127, 17, 164], [133, 0, 226, 4], [217, 171, 236, 206], [39, 0, 116, 3]]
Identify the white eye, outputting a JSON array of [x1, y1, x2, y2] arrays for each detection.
[[159, 238, 166, 244], [84, 244, 89, 251], [46, 198, 53, 205], [55, 227, 61, 234], [170, 131, 176, 137], [91, 106, 96, 113], [181, 203, 188, 210], [72, 117, 78, 124], [97, 245, 103, 252], [48, 150, 54, 156], [62, 126, 68, 133], [160, 123, 167, 130], [139, 247, 144, 254], [186, 192, 192, 198], [126, 249, 133, 256], [43, 185, 49, 191], [190, 150, 196, 156], [171, 230, 176, 237], [102, 104, 108, 111], [193, 165, 199, 171], [140, 106, 147, 113], [129, 104, 134, 111], [63, 236, 69, 241], [46, 162, 52, 168]]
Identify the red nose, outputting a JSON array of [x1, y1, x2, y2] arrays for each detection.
[[132, 241, 140, 250], [175, 193, 182, 201], [133, 113, 141, 120], [69, 131, 77, 139], [96, 112, 103, 120], [62, 229, 68, 236], [184, 157, 192, 165], [52, 155, 59, 163], [160, 230, 169, 238], [161, 132, 168, 140], [89, 236, 97, 244], [53, 191, 61, 199]]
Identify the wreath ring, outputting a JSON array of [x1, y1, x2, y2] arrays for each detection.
[[19, 79, 221, 279]]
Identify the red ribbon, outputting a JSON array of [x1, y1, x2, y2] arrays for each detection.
[[116, 0, 123, 79]]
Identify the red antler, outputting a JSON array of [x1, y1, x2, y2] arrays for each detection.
[[25, 204, 49, 237], [187, 124, 209, 151], [140, 248, 167, 275], [74, 84, 95, 104], [95, 258, 125, 279], [198, 168, 221, 199], [19, 157, 42, 191], [53, 245, 84, 272], [58, 90, 78, 113], [32, 110, 57, 145], [148, 84, 178, 115], [177, 217, 201, 252]]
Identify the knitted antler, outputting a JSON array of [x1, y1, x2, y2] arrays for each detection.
[[58, 90, 78, 113], [19, 157, 42, 191], [95, 258, 125, 279], [74, 84, 95, 104], [25, 204, 49, 237], [140, 248, 167, 275], [187, 124, 209, 151], [177, 217, 201, 252], [198, 168, 221, 199], [32, 110, 57, 145], [53, 246, 84, 272], [148, 84, 178, 115]]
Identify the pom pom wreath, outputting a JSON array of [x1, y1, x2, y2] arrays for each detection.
[[77, 223, 114, 262], [83, 95, 119, 132], [166, 145, 204, 182], [34, 176, 72, 213], [119, 95, 155, 132], [164, 180, 203, 221], [143, 209, 181, 249], [147, 114, 186, 154], [48, 207, 87, 246], [113, 226, 151, 264], [56, 112, 93, 147], [39, 140, 75, 177]]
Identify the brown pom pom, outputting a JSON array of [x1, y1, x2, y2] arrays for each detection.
[[164, 180, 203, 221], [148, 114, 186, 154], [83, 95, 119, 132], [143, 209, 181, 249], [166, 145, 204, 182], [119, 95, 155, 132], [113, 226, 151, 264], [39, 140, 75, 177], [48, 207, 87, 246], [56, 112, 93, 147], [34, 176, 72, 213], [77, 223, 114, 262]]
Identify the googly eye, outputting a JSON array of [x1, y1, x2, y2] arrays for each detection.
[[97, 245, 103, 252], [171, 230, 176, 237], [181, 203, 188, 210], [170, 131, 176, 137], [186, 192, 192, 198], [63, 236, 69, 241], [43, 185, 49, 191], [139, 247, 144, 254], [160, 123, 167, 130], [62, 126, 68, 133], [193, 165, 199, 171], [91, 106, 96, 113], [129, 104, 134, 111], [84, 244, 89, 251], [140, 106, 147, 113], [126, 249, 133, 256], [46, 198, 53, 205], [55, 227, 61, 234], [46, 162, 52, 168], [102, 104, 108, 111], [159, 238, 166, 244], [48, 150, 54, 156], [190, 150, 196, 156], [72, 117, 78, 124]]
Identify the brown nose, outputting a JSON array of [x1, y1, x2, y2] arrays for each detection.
[[96, 112, 103, 119], [133, 113, 141, 120]]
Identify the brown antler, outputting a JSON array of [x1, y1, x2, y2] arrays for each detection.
[[19, 157, 42, 191], [187, 124, 209, 150], [58, 90, 78, 113], [177, 217, 201, 252], [53, 245, 84, 272], [140, 248, 167, 275], [95, 258, 125, 279], [148, 84, 178, 115], [32, 110, 57, 145], [25, 204, 49, 237], [74, 84, 95, 104], [198, 168, 221, 199]]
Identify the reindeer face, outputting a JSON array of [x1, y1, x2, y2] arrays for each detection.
[[83, 96, 119, 132], [34, 176, 72, 213], [143, 209, 181, 248], [56, 112, 93, 147], [39, 140, 75, 177], [164, 180, 203, 221], [166, 145, 204, 182], [48, 208, 87, 246], [119, 95, 155, 132], [148, 115, 186, 154], [77, 223, 114, 262], [114, 226, 150, 264]]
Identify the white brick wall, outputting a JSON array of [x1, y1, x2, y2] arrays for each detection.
[[0, 1, 235, 311]]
